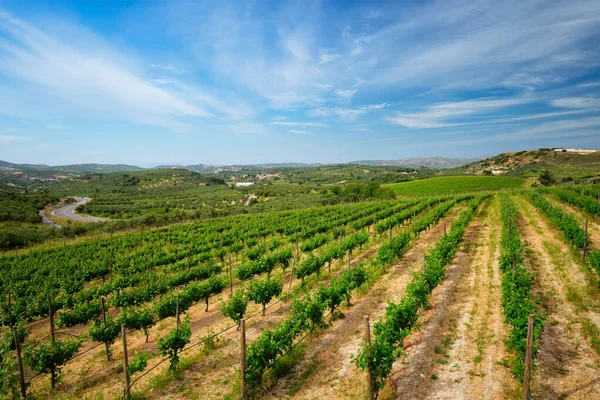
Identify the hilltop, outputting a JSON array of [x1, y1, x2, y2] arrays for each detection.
[[446, 148, 600, 180]]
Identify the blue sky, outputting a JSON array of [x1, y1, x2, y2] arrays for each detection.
[[0, 0, 599, 166]]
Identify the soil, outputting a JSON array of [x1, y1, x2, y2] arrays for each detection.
[[514, 194, 600, 399]]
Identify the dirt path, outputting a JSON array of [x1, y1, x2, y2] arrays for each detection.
[[423, 195, 515, 399], [262, 209, 465, 400], [514, 194, 600, 399], [383, 199, 507, 399]]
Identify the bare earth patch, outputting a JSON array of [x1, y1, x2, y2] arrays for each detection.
[[515, 195, 600, 399]]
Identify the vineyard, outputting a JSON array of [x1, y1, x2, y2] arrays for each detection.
[[2, 185, 600, 399]]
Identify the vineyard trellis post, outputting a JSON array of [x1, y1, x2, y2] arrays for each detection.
[[12, 325, 27, 399], [229, 254, 233, 296], [101, 297, 110, 360], [444, 223, 447, 238], [512, 253, 516, 276], [347, 250, 351, 272], [240, 319, 247, 399], [48, 295, 55, 342], [522, 314, 534, 400], [176, 298, 180, 328], [583, 218, 588, 260], [121, 324, 131, 399], [364, 316, 373, 400], [47, 295, 57, 387]]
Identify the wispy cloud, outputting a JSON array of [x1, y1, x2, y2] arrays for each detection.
[[336, 89, 357, 99], [0, 9, 249, 129], [290, 129, 309, 135], [551, 97, 599, 109], [150, 64, 187, 74], [308, 103, 390, 120], [46, 123, 66, 130], [270, 121, 326, 127], [388, 97, 530, 128], [0, 135, 29, 145]]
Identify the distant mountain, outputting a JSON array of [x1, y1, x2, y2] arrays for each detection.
[[0, 156, 479, 178], [0, 160, 144, 174], [350, 157, 483, 169]]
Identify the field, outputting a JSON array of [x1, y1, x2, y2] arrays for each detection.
[[2, 182, 600, 399], [383, 175, 526, 196]]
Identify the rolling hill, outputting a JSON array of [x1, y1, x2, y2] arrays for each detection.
[[446, 148, 600, 180]]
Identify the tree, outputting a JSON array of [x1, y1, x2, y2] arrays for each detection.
[[539, 170, 555, 186], [247, 279, 283, 316], [221, 290, 248, 329]]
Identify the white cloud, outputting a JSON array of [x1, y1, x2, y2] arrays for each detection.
[[577, 82, 600, 88], [307, 107, 364, 120], [290, 129, 309, 135], [308, 103, 390, 120], [320, 53, 340, 64], [351, 45, 364, 56], [367, 10, 381, 20], [150, 64, 186, 74], [270, 121, 326, 127], [353, 0, 600, 90], [0, 9, 250, 128], [388, 97, 531, 128], [46, 123, 66, 130], [551, 97, 599, 109], [336, 89, 357, 99], [0, 135, 29, 145]]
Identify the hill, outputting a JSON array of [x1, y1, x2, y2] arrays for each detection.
[[446, 148, 600, 180], [352, 156, 482, 169], [383, 176, 525, 196], [0, 160, 144, 174]]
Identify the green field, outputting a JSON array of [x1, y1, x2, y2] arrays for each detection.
[[384, 176, 525, 196]]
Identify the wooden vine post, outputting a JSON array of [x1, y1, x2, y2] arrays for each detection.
[[444, 223, 447, 237], [229, 254, 233, 296], [364, 316, 373, 400], [512, 253, 517, 275], [288, 238, 299, 296], [522, 314, 534, 400], [101, 297, 110, 360], [47, 295, 57, 388], [240, 319, 247, 399], [583, 219, 588, 260], [12, 325, 27, 399], [48, 295, 55, 342], [110, 231, 114, 280], [347, 250, 351, 272], [121, 324, 131, 399]]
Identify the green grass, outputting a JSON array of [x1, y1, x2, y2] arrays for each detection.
[[383, 176, 525, 196]]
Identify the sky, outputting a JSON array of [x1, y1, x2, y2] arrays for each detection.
[[0, 0, 599, 166]]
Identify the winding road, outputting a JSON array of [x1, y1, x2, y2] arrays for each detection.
[[51, 197, 106, 222]]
